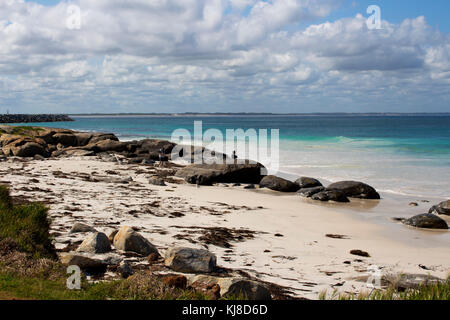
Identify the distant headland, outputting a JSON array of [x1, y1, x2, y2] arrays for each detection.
[[0, 114, 74, 123]]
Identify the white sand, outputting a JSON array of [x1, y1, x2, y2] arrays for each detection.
[[1, 156, 449, 299]]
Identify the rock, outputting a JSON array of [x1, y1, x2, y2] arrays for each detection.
[[327, 181, 380, 199], [162, 275, 187, 289], [295, 177, 323, 189], [188, 275, 271, 300], [89, 133, 119, 144], [84, 139, 128, 153], [33, 154, 45, 160], [244, 184, 255, 189], [259, 175, 299, 192], [350, 250, 370, 257], [297, 186, 325, 197], [149, 176, 166, 186], [113, 226, 159, 256], [2, 137, 48, 158], [429, 200, 450, 216], [164, 247, 217, 273], [403, 213, 448, 230], [59, 253, 106, 269], [76, 232, 111, 254], [52, 133, 77, 147], [409, 202, 419, 207], [311, 190, 350, 203], [73, 133, 93, 146], [176, 162, 265, 186], [108, 230, 118, 244], [220, 278, 271, 300], [117, 261, 134, 279], [70, 223, 97, 234], [147, 252, 160, 263]]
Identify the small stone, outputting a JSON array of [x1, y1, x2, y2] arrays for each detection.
[[117, 261, 134, 279], [70, 223, 97, 234], [350, 250, 370, 257], [149, 176, 166, 186]]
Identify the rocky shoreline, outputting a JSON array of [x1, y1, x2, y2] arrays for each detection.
[[0, 114, 73, 124], [0, 125, 448, 299]]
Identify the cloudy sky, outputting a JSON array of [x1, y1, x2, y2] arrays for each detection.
[[1, 0, 449, 113]]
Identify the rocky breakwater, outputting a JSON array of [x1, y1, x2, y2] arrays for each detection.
[[0, 114, 73, 123], [0, 125, 176, 161]]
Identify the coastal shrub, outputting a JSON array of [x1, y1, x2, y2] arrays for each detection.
[[319, 279, 450, 300], [0, 271, 212, 300], [0, 185, 55, 258]]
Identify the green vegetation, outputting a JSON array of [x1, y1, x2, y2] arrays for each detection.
[[0, 125, 44, 138], [319, 279, 450, 300], [0, 272, 211, 300], [0, 185, 54, 259]]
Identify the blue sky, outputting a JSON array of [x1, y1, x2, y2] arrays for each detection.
[[3, 1, 449, 113], [28, 0, 450, 31]]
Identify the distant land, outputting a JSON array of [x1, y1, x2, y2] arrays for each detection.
[[68, 112, 450, 117]]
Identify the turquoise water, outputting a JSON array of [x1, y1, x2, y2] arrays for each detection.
[[6, 115, 450, 199]]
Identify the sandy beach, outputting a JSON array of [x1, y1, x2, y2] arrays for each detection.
[[1, 155, 448, 299]]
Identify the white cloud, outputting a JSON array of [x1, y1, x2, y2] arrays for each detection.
[[0, 0, 448, 113]]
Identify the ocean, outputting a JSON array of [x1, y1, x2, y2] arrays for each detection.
[[8, 114, 450, 200]]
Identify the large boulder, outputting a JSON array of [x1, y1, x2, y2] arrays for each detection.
[[113, 226, 159, 256], [52, 133, 78, 147], [2, 137, 47, 157], [84, 139, 128, 153], [327, 181, 380, 199], [259, 175, 299, 192], [188, 275, 271, 300], [77, 232, 111, 254], [176, 162, 265, 186], [73, 132, 94, 146], [429, 200, 450, 216], [297, 186, 325, 198], [89, 133, 119, 144], [165, 247, 217, 273], [59, 253, 107, 269], [311, 190, 350, 203], [403, 214, 448, 230], [295, 177, 323, 189]]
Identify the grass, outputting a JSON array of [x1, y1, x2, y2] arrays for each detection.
[[0, 185, 55, 259], [319, 279, 450, 300], [0, 125, 44, 138], [0, 272, 212, 300]]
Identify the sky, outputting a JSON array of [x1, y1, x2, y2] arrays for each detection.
[[1, 0, 449, 114]]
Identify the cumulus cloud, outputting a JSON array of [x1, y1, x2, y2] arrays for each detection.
[[0, 0, 449, 113]]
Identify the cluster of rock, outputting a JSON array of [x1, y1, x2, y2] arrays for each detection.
[[401, 200, 449, 230], [0, 114, 73, 123], [175, 163, 381, 203], [0, 126, 175, 162], [60, 224, 272, 300]]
